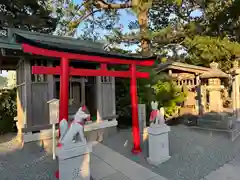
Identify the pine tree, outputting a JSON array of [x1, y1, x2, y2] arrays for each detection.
[[0, 0, 57, 33]]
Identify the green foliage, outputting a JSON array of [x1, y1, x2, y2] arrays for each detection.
[[0, 88, 17, 134], [0, 0, 57, 33], [115, 65, 186, 126], [152, 78, 186, 117], [201, 0, 240, 41], [183, 36, 240, 71]]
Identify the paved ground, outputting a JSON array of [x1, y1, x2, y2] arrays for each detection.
[[102, 125, 240, 180], [201, 154, 240, 180], [1, 125, 240, 180], [0, 134, 57, 180], [0, 134, 165, 180], [91, 142, 166, 180]]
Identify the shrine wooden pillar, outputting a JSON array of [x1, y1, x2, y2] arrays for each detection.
[[130, 64, 141, 153], [59, 57, 69, 123]]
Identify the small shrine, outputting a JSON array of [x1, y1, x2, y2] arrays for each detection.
[[156, 61, 228, 116], [0, 28, 156, 153]]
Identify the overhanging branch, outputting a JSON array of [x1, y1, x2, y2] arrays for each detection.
[[94, 0, 132, 9]]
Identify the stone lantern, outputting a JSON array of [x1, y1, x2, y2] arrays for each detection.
[[200, 62, 228, 112]]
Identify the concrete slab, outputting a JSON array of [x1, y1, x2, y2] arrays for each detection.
[[101, 172, 130, 180], [148, 175, 169, 180], [91, 154, 117, 180], [92, 142, 167, 180], [204, 164, 240, 180]]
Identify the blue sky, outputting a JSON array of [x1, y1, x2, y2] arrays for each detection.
[[73, 0, 202, 52], [73, 0, 202, 33]]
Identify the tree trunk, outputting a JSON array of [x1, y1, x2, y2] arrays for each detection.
[[91, 0, 152, 56], [138, 8, 151, 56]]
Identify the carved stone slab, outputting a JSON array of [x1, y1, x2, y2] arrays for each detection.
[[56, 142, 92, 180]]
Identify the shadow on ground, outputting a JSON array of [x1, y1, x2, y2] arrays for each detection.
[[102, 124, 240, 180], [1, 123, 240, 180], [0, 134, 57, 180]]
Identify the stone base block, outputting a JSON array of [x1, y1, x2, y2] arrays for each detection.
[[20, 120, 118, 145], [23, 129, 54, 143], [56, 142, 92, 180], [147, 155, 171, 166], [147, 124, 171, 166]]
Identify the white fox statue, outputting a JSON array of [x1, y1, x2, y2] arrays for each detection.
[[58, 106, 90, 147], [149, 101, 165, 126], [55, 106, 91, 179]]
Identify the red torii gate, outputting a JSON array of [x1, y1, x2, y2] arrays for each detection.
[[20, 42, 155, 154]]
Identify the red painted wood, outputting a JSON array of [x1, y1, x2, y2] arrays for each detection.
[[32, 66, 150, 79], [22, 44, 155, 66], [130, 64, 142, 154], [100, 64, 107, 69], [59, 57, 69, 124]]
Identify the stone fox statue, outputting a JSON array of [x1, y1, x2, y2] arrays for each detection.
[[150, 101, 165, 126], [58, 106, 90, 146]]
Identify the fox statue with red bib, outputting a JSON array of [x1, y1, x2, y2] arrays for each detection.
[[149, 101, 165, 126], [55, 106, 91, 179], [58, 105, 90, 147]]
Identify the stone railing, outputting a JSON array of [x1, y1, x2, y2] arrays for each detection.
[[197, 112, 234, 130]]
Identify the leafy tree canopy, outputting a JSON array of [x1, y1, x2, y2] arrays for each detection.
[[0, 0, 57, 33], [183, 36, 240, 71]]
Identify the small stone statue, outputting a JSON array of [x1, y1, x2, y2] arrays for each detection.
[[150, 101, 165, 126], [58, 106, 90, 147], [55, 106, 91, 180]]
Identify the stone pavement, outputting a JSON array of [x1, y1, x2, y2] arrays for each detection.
[[201, 155, 240, 180], [91, 142, 167, 180], [1, 124, 240, 180], [102, 125, 240, 180], [0, 134, 166, 180]]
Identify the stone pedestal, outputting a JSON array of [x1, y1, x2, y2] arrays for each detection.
[[138, 104, 146, 144], [206, 78, 223, 112], [208, 86, 223, 112], [147, 124, 170, 166], [56, 142, 92, 180]]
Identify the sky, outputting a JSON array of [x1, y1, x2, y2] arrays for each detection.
[[73, 0, 202, 52]]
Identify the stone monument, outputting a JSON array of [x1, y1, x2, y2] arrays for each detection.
[[47, 99, 59, 160], [138, 104, 147, 143], [56, 106, 92, 180], [147, 101, 171, 165], [231, 60, 240, 121]]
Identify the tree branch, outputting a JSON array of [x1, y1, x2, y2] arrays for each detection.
[[94, 0, 132, 9], [67, 9, 102, 36]]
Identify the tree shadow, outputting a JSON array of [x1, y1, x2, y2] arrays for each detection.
[[0, 134, 58, 180]]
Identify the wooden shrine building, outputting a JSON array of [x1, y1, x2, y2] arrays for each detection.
[[0, 28, 155, 153]]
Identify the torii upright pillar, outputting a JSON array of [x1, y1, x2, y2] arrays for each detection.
[[130, 64, 141, 153]]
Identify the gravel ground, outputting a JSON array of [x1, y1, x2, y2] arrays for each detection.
[[1, 125, 240, 180], [102, 125, 240, 180], [0, 134, 57, 180]]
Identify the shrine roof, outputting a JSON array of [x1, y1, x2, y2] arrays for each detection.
[[200, 62, 228, 78], [8, 28, 156, 61], [156, 61, 211, 74], [157, 61, 228, 78], [0, 36, 21, 50]]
